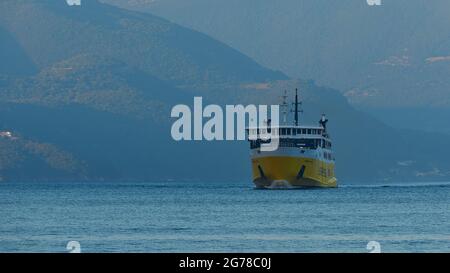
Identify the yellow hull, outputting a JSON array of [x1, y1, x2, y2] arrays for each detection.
[[252, 156, 337, 188]]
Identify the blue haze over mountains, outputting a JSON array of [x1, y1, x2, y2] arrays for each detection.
[[0, 0, 449, 183], [107, 0, 450, 134]]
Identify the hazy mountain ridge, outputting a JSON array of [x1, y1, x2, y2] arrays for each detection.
[[0, 54, 173, 120], [0, 0, 286, 86], [106, 0, 450, 108], [0, 129, 86, 182], [1, 0, 449, 183], [0, 0, 285, 182]]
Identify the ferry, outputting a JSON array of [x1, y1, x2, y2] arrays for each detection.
[[246, 89, 337, 188]]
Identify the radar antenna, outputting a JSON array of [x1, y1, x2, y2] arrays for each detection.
[[319, 114, 329, 132]]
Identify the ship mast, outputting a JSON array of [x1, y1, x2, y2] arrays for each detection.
[[292, 88, 303, 126]]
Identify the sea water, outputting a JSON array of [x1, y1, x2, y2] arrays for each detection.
[[0, 182, 449, 253]]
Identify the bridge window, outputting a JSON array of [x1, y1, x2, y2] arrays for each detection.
[[286, 128, 291, 135], [307, 129, 312, 134]]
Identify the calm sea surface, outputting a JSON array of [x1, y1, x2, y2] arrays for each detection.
[[0, 182, 449, 253]]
